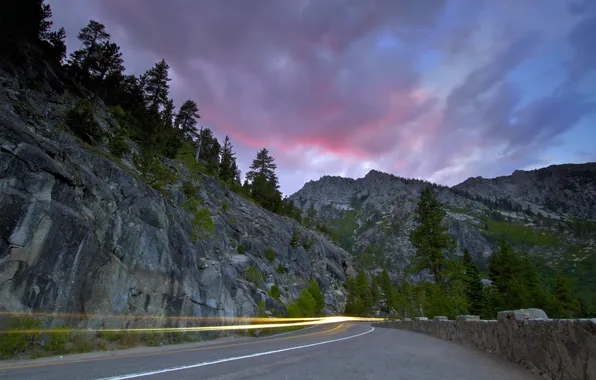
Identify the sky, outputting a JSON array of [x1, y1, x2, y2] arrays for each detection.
[[46, 0, 596, 196]]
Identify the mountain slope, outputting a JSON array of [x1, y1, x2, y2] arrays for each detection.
[[0, 60, 353, 330], [289, 166, 596, 290]]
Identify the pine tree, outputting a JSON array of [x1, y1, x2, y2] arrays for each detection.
[[554, 275, 579, 318], [307, 280, 325, 314], [1, 1, 61, 62], [488, 240, 533, 310], [409, 187, 454, 286], [462, 248, 488, 316], [219, 135, 237, 183], [144, 59, 171, 112], [356, 269, 373, 314], [379, 269, 394, 315], [245, 148, 282, 211], [304, 203, 316, 228], [41, 26, 66, 64], [70, 20, 111, 80], [175, 100, 200, 141], [90, 42, 124, 99]]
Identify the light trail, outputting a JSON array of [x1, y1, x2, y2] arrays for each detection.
[[0, 315, 384, 335], [0, 311, 323, 324]]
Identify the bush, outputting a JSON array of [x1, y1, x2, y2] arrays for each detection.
[[290, 228, 300, 248], [190, 208, 215, 242], [276, 264, 286, 274], [133, 149, 177, 192], [264, 248, 276, 262], [182, 181, 201, 199], [108, 131, 130, 158], [287, 289, 317, 318], [66, 98, 104, 143], [0, 317, 43, 358], [269, 285, 281, 301], [307, 280, 325, 314], [246, 266, 262, 287], [237, 244, 246, 255], [43, 327, 71, 352]]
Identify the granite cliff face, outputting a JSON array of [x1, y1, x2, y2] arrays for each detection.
[[290, 166, 596, 279], [0, 66, 353, 329]]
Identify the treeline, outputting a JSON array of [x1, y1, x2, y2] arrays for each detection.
[[344, 187, 596, 319]]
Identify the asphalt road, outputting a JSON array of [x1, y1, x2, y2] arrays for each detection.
[[0, 323, 541, 380]]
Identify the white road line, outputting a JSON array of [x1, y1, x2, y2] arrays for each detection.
[[94, 326, 375, 380]]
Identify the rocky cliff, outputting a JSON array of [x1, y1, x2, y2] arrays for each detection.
[[0, 65, 353, 330], [289, 166, 596, 285]]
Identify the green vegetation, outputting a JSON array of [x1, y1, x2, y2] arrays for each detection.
[[343, 186, 596, 320], [236, 244, 246, 255], [481, 218, 558, 246], [65, 98, 104, 143], [286, 280, 325, 318], [182, 197, 214, 242], [276, 263, 286, 274], [269, 284, 281, 301], [264, 248, 276, 262], [246, 266, 263, 287]]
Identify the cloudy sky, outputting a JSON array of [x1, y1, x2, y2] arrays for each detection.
[[47, 0, 596, 195]]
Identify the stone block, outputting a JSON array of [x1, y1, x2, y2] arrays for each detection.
[[497, 308, 548, 322]]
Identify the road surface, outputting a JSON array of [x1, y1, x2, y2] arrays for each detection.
[[0, 323, 541, 380]]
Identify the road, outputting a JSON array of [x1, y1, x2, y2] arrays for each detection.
[[0, 323, 541, 380]]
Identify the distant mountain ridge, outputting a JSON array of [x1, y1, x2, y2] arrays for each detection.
[[289, 162, 596, 291]]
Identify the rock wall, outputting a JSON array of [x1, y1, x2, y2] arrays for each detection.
[[0, 65, 353, 331], [372, 309, 596, 380]]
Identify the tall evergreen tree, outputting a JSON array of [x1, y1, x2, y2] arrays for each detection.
[[90, 42, 124, 99], [69, 20, 111, 80], [245, 148, 282, 211], [409, 187, 454, 286], [379, 269, 394, 315], [175, 100, 200, 141], [554, 275, 579, 318], [144, 59, 171, 112], [462, 248, 488, 316], [219, 135, 237, 182], [304, 203, 316, 227]]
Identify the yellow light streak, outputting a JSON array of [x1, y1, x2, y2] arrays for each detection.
[[0, 314, 384, 335]]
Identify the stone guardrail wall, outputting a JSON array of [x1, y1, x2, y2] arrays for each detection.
[[372, 309, 596, 380]]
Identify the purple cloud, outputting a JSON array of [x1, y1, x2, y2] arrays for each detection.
[[46, 0, 596, 194]]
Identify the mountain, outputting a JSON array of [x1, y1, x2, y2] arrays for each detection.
[[0, 55, 354, 331], [289, 166, 596, 294]]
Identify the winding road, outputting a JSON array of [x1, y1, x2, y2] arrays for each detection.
[[0, 323, 541, 380]]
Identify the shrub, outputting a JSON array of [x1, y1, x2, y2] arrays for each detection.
[[108, 131, 130, 158], [182, 181, 201, 199], [276, 264, 286, 274], [222, 202, 229, 212], [190, 208, 215, 242], [307, 280, 325, 314], [133, 149, 177, 192], [290, 228, 300, 248], [237, 244, 246, 255], [66, 98, 104, 143], [142, 332, 163, 347], [287, 289, 317, 318], [264, 248, 276, 262], [269, 285, 281, 301], [43, 327, 71, 352], [0, 317, 43, 358], [246, 266, 262, 286]]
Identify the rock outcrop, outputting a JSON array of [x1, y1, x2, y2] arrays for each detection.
[[0, 66, 351, 329], [373, 309, 596, 380]]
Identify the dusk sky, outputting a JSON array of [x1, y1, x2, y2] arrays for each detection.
[[47, 0, 596, 195]]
